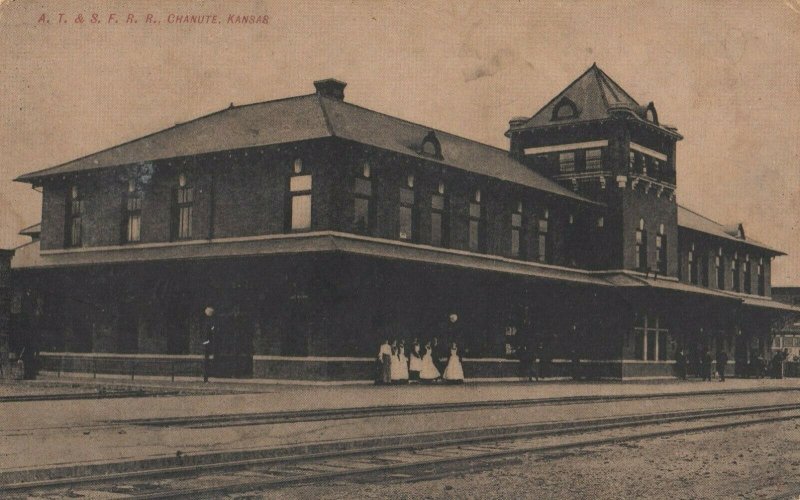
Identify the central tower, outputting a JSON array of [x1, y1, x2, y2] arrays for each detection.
[[507, 64, 682, 275]]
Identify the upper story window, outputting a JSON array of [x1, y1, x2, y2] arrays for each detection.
[[559, 152, 576, 174], [66, 185, 83, 247], [468, 189, 484, 253], [731, 252, 740, 292], [743, 254, 752, 294], [757, 257, 765, 296], [701, 247, 709, 287], [125, 179, 142, 243], [288, 158, 312, 231], [585, 149, 602, 171], [353, 161, 373, 235], [716, 247, 725, 290], [510, 201, 524, 258], [687, 243, 699, 285], [173, 173, 194, 240], [635, 218, 648, 271], [655, 224, 667, 275], [398, 173, 416, 241], [430, 180, 448, 247], [537, 208, 549, 263]]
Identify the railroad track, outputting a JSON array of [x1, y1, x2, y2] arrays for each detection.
[[0, 390, 178, 403], [7, 401, 800, 499], [108, 386, 800, 428]]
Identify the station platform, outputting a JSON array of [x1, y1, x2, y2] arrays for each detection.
[[2, 377, 800, 486]]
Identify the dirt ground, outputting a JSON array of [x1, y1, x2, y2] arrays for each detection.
[[263, 419, 800, 500]]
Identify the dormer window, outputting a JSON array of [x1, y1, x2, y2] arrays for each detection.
[[552, 97, 579, 121], [645, 102, 658, 124], [419, 131, 442, 159]]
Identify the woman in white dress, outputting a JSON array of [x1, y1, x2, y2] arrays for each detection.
[[396, 341, 409, 384], [389, 341, 403, 384], [443, 342, 464, 384], [419, 342, 440, 383], [408, 340, 423, 382]]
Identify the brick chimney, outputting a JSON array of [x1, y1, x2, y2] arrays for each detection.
[[313, 79, 347, 101]]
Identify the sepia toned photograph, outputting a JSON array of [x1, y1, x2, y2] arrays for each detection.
[[1, 1, 800, 498]]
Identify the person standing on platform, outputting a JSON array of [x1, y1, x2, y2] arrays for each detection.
[[517, 343, 533, 382], [431, 337, 447, 378], [408, 340, 423, 382], [377, 339, 392, 385], [443, 342, 465, 384], [396, 341, 409, 384], [715, 350, 728, 382], [675, 349, 687, 380], [389, 341, 403, 384], [420, 342, 440, 383], [702, 349, 713, 381]]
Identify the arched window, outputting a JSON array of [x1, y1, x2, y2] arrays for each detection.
[[353, 161, 373, 235], [731, 252, 740, 292], [537, 209, 549, 263], [552, 97, 579, 121], [635, 218, 648, 271], [656, 224, 667, 275], [469, 189, 484, 252], [419, 131, 442, 159], [687, 243, 698, 284], [743, 254, 752, 294], [398, 173, 416, 241], [125, 178, 142, 243], [288, 159, 312, 231], [430, 180, 448, 247], [757, 257, 765, 295], [510, 200, 524, 258], [716, 247, 725, 289]]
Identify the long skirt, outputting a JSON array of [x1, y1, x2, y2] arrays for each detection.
[[380, 354, 392, 384]]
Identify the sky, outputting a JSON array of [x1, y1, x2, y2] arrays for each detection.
[[0, 0, 798, 285]]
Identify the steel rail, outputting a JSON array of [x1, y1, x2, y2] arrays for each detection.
[[107, 386, 800, 429], [6, 401, 800, 498]]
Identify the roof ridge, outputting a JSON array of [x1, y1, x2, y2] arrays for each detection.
[[595, 66, 639, 107], [525, 64, 600, 124], [16, 94, 318, 182], [592, 66, 612, 109], [678, 203, 729, 229], [322, 96, 514, 156]]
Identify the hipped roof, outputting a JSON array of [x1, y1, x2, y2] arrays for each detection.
[[15, 94, 592, 204]]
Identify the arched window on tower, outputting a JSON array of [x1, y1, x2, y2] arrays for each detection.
[[635, 219, 648, 271], [656, 224, 667, 275]]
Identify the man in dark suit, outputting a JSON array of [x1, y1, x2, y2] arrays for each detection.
[[715, 350, 728, 382]]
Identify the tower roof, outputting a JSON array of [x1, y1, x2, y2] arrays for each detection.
[[507, 63, 680, 138]]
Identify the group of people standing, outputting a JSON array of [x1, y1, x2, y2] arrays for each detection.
[[376, 338, 464, 384], [674, 349, 729, 381]]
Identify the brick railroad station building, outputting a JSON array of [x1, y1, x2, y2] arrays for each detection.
[[9, 65, 800, 380]]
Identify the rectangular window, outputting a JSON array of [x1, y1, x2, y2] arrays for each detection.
[[559, 152, 575, 174], [125, 190, 142, 243], [511, 203, 523, 258], [744, 261, 752, 294], [716, 255, 725, 290], [175, 186, 193, 239], [731, 259, 740, 292], [758, 264, 765, 296], [289, 173, 312, 231], [399, 187, 415, 241], [353, 175, 372, 235], [635, 228, 647, 271], [701, 253, 709, 287], [585, 149, 602, 170], [431, 192, 447, 247], [66, 186, 83, 247], [634, 315, 668, 361], [656, 235, 666, 275], [537, 214, 548, 263], [468, 191, 483, 253]]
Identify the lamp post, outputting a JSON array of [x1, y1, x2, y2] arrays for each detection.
[[203, 306, 215, 383]]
